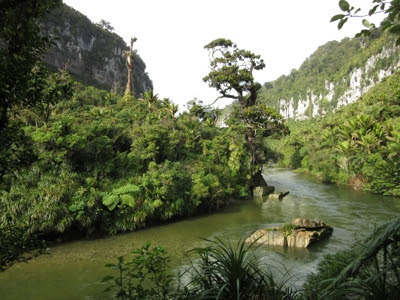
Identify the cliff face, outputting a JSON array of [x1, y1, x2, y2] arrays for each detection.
[[279, 46, 400, 120], [42, 4, 153, 96], [259, 32, 400, 120]]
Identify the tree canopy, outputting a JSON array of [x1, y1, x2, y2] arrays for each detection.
[[203, 38, 265, 108]]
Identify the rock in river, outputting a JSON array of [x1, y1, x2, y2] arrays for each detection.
[[246, 218, 333, 248]]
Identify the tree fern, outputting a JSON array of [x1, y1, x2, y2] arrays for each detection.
[[102, 184, 140, 211]]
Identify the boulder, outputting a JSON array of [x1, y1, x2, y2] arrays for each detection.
[[253, 186, 275, 197], [246, 228, 286, 246], [291, 218, 328, 229], [246, 218, 333, 248], [268, 191, 289, 199]]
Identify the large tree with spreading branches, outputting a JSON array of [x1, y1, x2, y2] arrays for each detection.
[[203, 38, 287, 173]]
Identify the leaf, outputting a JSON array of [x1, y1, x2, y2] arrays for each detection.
[[389, 24, 400, 34], [330, 14, 345, 22], [114, 184, 140, 195], [120, 194, 135, 207], [369, 5, 378, 16], [153, 199, 163, 208], [339, 0, 350, 12], [102, 194, 119, 211], [362, 19, 372, 28], [338, 18, 348, 29], [381, 20, 392, 31]]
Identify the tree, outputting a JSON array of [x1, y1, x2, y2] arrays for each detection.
[[203, 38, 265, 109], [0, 0, 63, 131], [123, 37, 138, 97], [96, 19, 114, 32], [331, 0, 400, 44], [203, 38, 287, 167]]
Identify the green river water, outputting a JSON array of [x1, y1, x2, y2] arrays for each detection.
[[0, 169, 399, 299]]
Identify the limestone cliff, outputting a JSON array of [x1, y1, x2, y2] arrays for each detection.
[[42, 4, 153, 96]]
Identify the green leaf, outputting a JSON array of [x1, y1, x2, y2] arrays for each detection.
[[102, 194, 119, 211], [389, 24, 400, 34], [153, 199, 163, 208], [120, 194, 135, 207], [114, 184, 140, 195], [369, 5, 378, 16], [362, 19, 372, 28], [338, 18, 348, 29], [339, 0, 350, 12], [330, 14, 345, 22]]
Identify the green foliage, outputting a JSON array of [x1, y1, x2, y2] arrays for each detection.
[[203, 38, 287, 167], [103, 184, 141, 211], [0, 224, 47, 272], [103, 241, 175, 300], [302, 216, 400, 299], [332, 0, 400, 45], [203, 38, 265, 108], [0, 79, 260, 238], [188, 237, 298, 299], [103, 239, 297, 300], [281, 223, 298, 237], [0, 0, 66, 131], [301, 249, 359, 299]]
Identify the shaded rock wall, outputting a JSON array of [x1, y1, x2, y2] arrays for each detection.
[[42, 4, 153, 96]]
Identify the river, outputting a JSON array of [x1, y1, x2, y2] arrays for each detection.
[[0, 169, 399, 299]]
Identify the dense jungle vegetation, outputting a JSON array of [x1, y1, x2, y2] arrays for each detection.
[[0, 82, 260, 237]]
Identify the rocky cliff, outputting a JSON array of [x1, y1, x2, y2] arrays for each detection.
[[42, 4, 153, 96], [259, 32, 400, 120]]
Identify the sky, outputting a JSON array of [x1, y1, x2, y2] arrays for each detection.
[[63, 0, 384, 110]]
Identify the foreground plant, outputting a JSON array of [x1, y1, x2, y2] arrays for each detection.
[[302, 216, 400, 300], [103, 241, 175, 300], [103, 238, 297, 300], [186, 237, 297, 300]]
